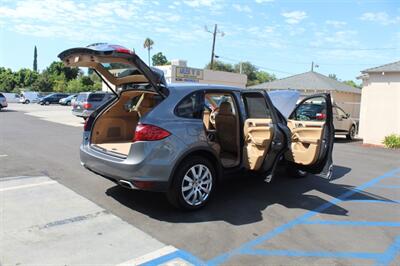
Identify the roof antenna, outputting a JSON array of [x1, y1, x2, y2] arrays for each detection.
[[311, 61, 319, 72]]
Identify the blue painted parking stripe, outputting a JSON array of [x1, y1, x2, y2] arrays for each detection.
[[244, 249, 382, 260], [207, 168, 400, 265], [344, 199, 400, 204], [375, 235, 400, 266], [303, 219, 400, 227], [373, 185, 400, 189], [140, 250, 205, 266]]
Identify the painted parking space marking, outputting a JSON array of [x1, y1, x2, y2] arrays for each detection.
[[0, 180, 57, 192], [0, 154, 8, 158], [1, 176, 167, 265], [142, 168, 400, 266], [117, 246, 178, 266]]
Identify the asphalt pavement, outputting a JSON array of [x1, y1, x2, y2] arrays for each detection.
[[1, 104, 399, 265]]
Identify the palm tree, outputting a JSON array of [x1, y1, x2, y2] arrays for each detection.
[[143, 38, 154, 66]]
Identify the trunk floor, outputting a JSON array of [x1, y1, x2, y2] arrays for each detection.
[[93, 142, 132, 156]]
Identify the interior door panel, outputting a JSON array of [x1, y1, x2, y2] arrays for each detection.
[[243, 118, 274, 170], [286, 120, 324, 165]]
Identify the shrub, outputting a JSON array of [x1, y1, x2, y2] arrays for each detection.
[[383, 134, 400, 149]]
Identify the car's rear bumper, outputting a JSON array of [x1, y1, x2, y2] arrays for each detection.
[[79, 135, 186, 192], [72, 109, 92, 118]]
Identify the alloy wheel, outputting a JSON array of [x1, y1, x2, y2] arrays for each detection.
[[181, 164, 213, 206]]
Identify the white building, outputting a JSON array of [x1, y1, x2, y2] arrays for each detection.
[[156, 59, 247, 88], [358, 61, 400, 145]]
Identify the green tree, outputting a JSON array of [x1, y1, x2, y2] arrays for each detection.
[[46, 61, 79, 81], [53, 74, 68, 92], [255, 71, 276, 84], [343, 80, 361, 89], [235, 62, 258, 86], [15, 68, 38, 88], [328, 74, 338, 81], [0, 67, 17, 92], [143, 38, 154, 66], [31, 72, 53, 92], [205, 60, 234, 72], [33, 46, 38, 72], [152, 52, 169, 66]]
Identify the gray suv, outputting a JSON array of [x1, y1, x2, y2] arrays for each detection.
[[72, 92, 115, 118], [59, 44, 334, 210]]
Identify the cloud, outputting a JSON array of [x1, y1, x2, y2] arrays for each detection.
[[281, 11, 307, 24], [232, 4, 251, 13], [360, 12, 400, 25], [255, 0, 274, 3], [325, 20, 347, 28], [183, 0, 216, 8]]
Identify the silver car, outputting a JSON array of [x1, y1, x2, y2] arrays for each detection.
[[72, 92, 115, 118], [0, 93, 8, 110], [59, 44, 334, 210]]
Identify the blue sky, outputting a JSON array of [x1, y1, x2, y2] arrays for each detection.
[[0, 0, 399, 82]]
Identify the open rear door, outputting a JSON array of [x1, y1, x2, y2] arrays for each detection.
[[286, 93, 334, 179], [58, 43, 167, 97]]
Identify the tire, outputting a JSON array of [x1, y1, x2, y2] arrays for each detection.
[[166, 156, 216, 210], [45, 101, 50, 105], [67, 101, 71, 106], [25, 100, 30, 104], [287, 165, 308, 178], [346, 125, 356, 140]]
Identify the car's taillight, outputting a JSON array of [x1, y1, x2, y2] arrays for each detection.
[[316, 113, 326, 120], [84, 117, 94, 131], [133, 124, 171, 141], [83, 102, 92, 109]]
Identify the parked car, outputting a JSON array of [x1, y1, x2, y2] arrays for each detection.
[[19, 91, 41, 104], [1, 92, 20, 103], [38, 93, 70, 105], [294, 101, 357, 140], [59, 43, 334, 210], [0, 93, 8, 110], [333, 105, 357, 140], [72, 92, 115, 118], [59, 94, 77, 105]]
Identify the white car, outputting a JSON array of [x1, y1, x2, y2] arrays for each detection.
[[19, 91, 41, 104]]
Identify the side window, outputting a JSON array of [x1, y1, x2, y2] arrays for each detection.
[[175, 91, 204, 119], [336, 107, 347, 117], [290, 97, 327, 121], [242, 93, 271, 118]]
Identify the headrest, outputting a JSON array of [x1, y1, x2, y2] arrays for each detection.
[[219, 102, 233, 115]]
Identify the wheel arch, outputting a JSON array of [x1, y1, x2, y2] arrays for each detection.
[[167, 147, 222, 189]]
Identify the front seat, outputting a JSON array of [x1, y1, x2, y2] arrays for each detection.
[[215, 101, 238, 154]]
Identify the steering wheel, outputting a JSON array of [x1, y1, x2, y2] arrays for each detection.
[[209, 107, 219, 127]]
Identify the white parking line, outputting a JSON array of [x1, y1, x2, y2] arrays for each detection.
[[0, 154, 8, 158], [116, 245, 178, 266], [0, 180, 57, 192]]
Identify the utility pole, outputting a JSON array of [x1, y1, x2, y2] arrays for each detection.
[[311, 61, 319, 72], [33, 46, 38, 72], [205, 24, 224, 70]]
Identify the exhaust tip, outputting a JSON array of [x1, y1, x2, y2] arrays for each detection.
[[118, 180, 136, 189]]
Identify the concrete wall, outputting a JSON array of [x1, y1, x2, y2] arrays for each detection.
[[359, 72, 400, 145]]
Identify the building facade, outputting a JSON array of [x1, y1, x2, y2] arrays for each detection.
[[358, 61, 400, 145]]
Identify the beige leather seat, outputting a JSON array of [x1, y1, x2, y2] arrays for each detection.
[[215, 102, 238, 154]]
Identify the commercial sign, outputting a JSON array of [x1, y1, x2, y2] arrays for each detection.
[[175, 66, 204, 82]]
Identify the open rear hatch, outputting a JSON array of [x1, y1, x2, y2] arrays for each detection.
[[58, 43, 167, 97], [58, 43, 167, 157]]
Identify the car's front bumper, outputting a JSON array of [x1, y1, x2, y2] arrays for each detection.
[[0, 102, 7, 108], [79, 135, 187, 192]]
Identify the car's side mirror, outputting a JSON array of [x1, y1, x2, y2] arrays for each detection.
[[346, 113, 350, 119]]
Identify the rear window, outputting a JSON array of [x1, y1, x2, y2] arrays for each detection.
[[88, 93, 105, 102], [77, 94, 88, 102], [242, 93, 271, 118]]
